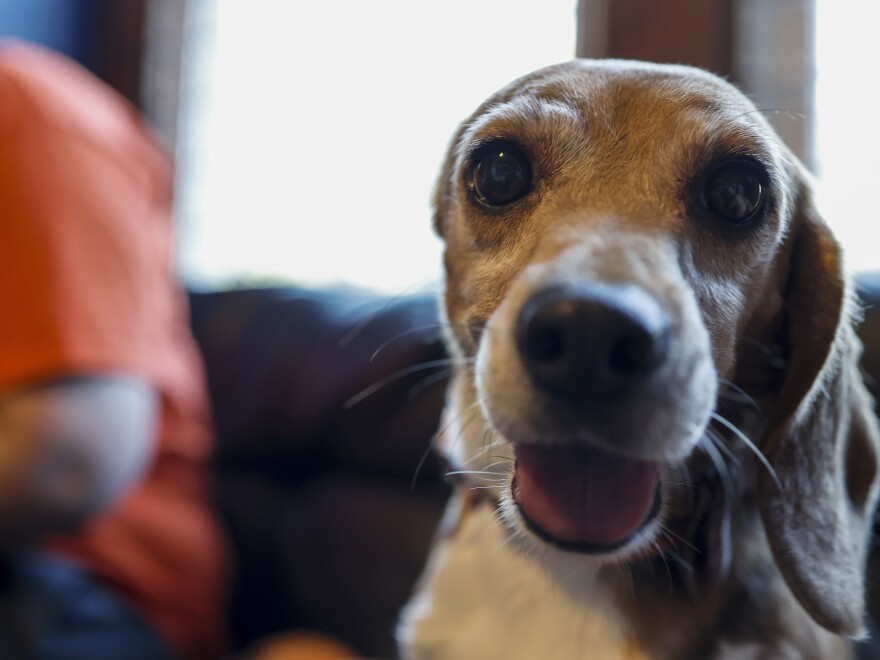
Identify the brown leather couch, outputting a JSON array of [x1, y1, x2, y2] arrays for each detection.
[[190, 276, 880, 659], [190, 288, 450, 658]]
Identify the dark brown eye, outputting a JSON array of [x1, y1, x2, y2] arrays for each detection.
[[470, 141, 532, 207], [704, 161, 764, 224]]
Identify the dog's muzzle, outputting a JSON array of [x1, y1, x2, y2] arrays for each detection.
[[509, 282, 674, 551]]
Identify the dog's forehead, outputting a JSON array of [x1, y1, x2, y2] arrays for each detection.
[[465, 59, 762, 145], [498, 59, 750, 118]]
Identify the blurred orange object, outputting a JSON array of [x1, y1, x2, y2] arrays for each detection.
[[0, 40, 230, 659], [244, 631, 360, 660]]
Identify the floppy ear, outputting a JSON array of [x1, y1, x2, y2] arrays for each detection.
[[432, 133, 461, 239], [758, 183, 880, 637]]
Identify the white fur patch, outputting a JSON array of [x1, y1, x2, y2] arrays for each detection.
[[398, 498, 647, 660]]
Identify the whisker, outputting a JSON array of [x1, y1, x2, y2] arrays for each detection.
[[671, 461, 696, 511], [710, 412, 781, 490], [473, 459, 512, 472], [487, 518, 521, 557], [369, 323, 447, 362], [698, 437, 735, 506], [717, 378, 762, 415], [463, 446, 501, 466], [705, 427, 741, 468], [410, 401, 481, 491], [446, 469, 507, 478], [615, 562, 637, 602], [663, 545, 695, 574], [406, 366, 452, 399], [481, 424, 494, 453], [649, 539, 675, 590], [444, 400, 483, 456], [656, 522, 699, 554], [345, 357, 473, 408], [338, 280, 437, 347]]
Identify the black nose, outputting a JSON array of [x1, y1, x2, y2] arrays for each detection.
[[516, 284, 671, 403]]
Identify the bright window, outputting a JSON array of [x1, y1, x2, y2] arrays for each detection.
[[814, 0, 880, 274], [175, 1, 879, 291], [175, 0, 578, 291]]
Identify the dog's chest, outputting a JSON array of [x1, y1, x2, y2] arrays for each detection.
[[399, 495, 816, 660], [399, 495, 648, 660]]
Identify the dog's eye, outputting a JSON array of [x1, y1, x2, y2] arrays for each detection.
[[470, 142, 532, 207], [704, 161, 764, 224]]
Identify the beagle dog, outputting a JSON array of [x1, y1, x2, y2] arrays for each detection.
[[397, 60, 880, 659]]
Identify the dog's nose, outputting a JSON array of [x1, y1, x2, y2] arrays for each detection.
[[516, 284, 670, 403]]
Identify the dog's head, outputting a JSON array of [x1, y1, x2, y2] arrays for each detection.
[[434, 60, 880, 637]]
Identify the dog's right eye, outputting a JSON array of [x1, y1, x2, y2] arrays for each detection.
[[469, 141, 533, 207], [703, 160, 766, 225]]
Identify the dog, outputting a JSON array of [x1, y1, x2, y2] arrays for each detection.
[[397, 59, 880, 659]]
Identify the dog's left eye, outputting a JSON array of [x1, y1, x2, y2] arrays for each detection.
[[704, 161, 765, 224], [470, 142, 533, 207]]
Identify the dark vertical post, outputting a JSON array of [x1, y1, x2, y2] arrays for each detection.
[[94, 0, 148, 108], [578, 0, 736, 80]]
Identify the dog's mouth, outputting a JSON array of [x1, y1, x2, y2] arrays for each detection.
[[512, 443, 661, 553]]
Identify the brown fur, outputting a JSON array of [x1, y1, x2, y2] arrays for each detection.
[[422, 59, 880, 658]]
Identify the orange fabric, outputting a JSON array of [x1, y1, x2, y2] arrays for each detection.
[[245, 632, 359, 660], [0, 41, 229, 660]]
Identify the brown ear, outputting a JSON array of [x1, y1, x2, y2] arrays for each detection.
[[758, 186, 880, 637], [432, 120, 473, 239]]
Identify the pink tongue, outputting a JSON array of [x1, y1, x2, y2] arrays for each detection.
[[514, 444, 660, 548]]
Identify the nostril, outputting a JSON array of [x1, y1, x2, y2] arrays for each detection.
[[609, 325, 669, 376], [521, 310, 568, 363]]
